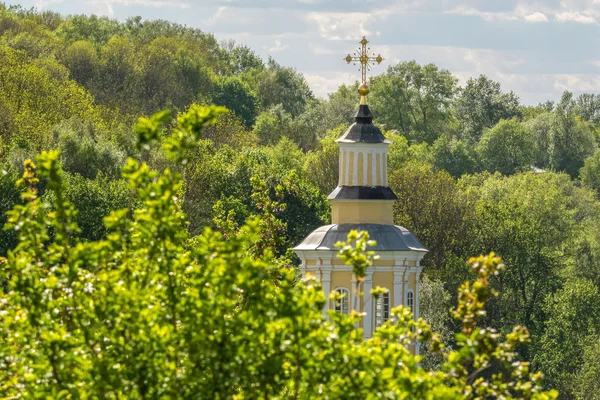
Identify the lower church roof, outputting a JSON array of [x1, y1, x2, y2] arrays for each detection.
[[294, 224, 428, 252], [328, 186, 398, 200]]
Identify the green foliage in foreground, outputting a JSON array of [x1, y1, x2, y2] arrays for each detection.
[[0, 107, 557, 399]]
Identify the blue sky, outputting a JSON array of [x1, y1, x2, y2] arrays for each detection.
[[6, 0, 600, 104]]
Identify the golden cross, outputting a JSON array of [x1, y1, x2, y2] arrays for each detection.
[[344, 36, 383, 85]]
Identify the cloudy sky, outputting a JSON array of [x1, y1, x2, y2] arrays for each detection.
[[6, 0, 600, 104]]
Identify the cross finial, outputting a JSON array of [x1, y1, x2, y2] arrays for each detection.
[[344, 36, 384, 104]]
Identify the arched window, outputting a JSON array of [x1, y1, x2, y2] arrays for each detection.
[[374, 290, 390, 327], [334, 287, 350, 315], [407, 290, 414, 313]]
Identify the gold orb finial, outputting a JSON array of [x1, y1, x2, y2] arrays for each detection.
[[358, 83, 370, 96]]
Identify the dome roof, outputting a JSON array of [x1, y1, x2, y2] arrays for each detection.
[[336, 105, 390, 144], [294, 224, 428, 252]]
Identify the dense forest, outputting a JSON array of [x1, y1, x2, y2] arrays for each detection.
[[1, 3, 600, 398]]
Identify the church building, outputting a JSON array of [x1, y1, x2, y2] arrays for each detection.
[[293, 37, 428, 352]]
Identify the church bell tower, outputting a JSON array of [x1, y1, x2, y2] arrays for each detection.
[[294, 37, 428, 351]]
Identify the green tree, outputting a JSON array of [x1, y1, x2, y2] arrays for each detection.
[[222, 40, 264, 74], [580, 148, 600, 196], [573, 338, 600, 400], [212, 75, 259, 127], [523, 112, 553, 169], [95, 36, 138, 110], [466, 172, 580, 337], [0, 107, 558, 398], [534, 279, 600, 398], [199, 108, 257, 149], [390, 161, 471, 274], [255, 57, 314, 117], [574, 93, 600, 124], [0, 165, 21, 256], [303, 126, 342, 194], [0, 44, 100, 146], [549, 91, 597, 178], [253, 104, 293, 145], [61, 40, 98, 86], [454, 75, 521, 142], [432, 133, 478, 177], [370, 60, 458, 144], [50, 118, 126, 180], [56, 13, 124, 46], [477, 119, 535, 175], [43, 172, 131, 241], [419, 275, 453, 370]]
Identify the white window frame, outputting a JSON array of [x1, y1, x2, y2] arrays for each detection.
[[334, 287, 350, 315], [374, 290, 390, 328], [407, 290, 414, 313]]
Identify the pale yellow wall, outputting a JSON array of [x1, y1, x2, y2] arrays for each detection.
[[331, 202, 394, 224], [348, 151, 355, 185], [357, 153, 364, 186], [372, 260, 395, 266]]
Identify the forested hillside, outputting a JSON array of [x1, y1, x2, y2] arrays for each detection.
[[1, 4, 600, 398]]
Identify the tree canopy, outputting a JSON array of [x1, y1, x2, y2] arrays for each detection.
[[2, 5, 600, 398]]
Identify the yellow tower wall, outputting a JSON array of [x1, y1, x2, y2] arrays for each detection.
[[331, 201, 394, 224], [330, 271, 353, 294]]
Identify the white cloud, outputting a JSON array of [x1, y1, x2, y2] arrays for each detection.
[[309, 43, 336, 55], [307, 12, 374, 40], [86, 0, 190, 16], [555, 11, 596, 23], [445, 6, 518, 22], [265, 39, 289, 52], [304, 71, 356, 97], [203, 6, 228, 26], [552, 74, 600, 92], [446, 1, 600, 24], [524, 12, 548, 22], [34, 0, 65, 9]]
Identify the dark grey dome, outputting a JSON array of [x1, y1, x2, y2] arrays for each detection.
[[294, 224, 428, 252], [336, 105, 390, 144]]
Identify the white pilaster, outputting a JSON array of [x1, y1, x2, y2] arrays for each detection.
[[383, 152, 388, 186], [402, 265, 409, 306], [351, 274, 360, 329], [363, 270, 373, 338], [338, 149, 344, 186], [321, 267, 332, 319], [415, 265, 422, 355], [344, 149, 350, 185], [393, 264, 404, 309]]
